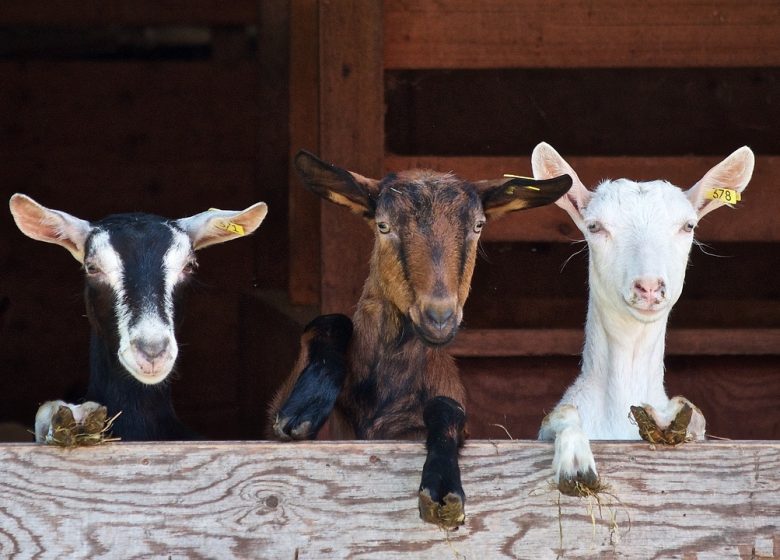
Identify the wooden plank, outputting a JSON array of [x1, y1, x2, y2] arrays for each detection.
[[288, 0, 322, 306], [459, 355, 780, 440], [385, 155, 780, 242], [450, 328, 780, 357], [384, 0, 780, 69], [318, 0, 383, 314], [0, 61, 259, 164], [0, 441, 777, 558], [0, 2, 257, 25], [253, 0, 291, 294]]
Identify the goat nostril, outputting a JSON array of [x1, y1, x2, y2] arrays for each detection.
[[133, 339, 169, 361], [633, 278, 666, 300]]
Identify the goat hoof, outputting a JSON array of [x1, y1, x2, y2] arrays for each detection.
[[419, 488, 465, 528], [558, 468, 602, 497], [631, 403, 693, 445], [37, 401, 111, 447], [272, 415, 313, 441]]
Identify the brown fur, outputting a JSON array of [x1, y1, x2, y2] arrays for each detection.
[[270, 152, 572, 442]]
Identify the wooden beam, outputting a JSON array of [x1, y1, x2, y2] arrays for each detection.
[[385, 155, 780, 242], [450, 328, 780, 357], [0, 2, 258, 25], [0, 441, 777, 557], [384, 0, 780, 69], [318, 0, 383, 314], [288, 0, 321, 305]]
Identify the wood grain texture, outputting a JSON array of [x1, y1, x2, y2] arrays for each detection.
[[318, 0, 383, 315], [450, 328, 780, 357], [288, 0, 322, 306], [0, 2, 258, 25], [0, 441, 777, 558], [384, 0, 780, 69], [458, 355, 780, 440], [385, 155, 780, 242]]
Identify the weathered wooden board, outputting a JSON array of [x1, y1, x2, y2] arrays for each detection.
[[288, 0, 322, 306], [384, 0, 780, 69], [0, 441, 777, 558], [318, 0, 383, 315], [451, 328, 780, 357], [458, 355, 780, 441], [0, 2, 258, 25], [385, 155, 780, 243]]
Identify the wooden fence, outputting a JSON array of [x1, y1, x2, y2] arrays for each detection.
[[0, 440, 777, 558]]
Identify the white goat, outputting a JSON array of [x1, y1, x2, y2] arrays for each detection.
[[533, 142, 755, 491]]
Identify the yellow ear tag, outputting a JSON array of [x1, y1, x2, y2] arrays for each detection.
[[707, 188, 741, 204], [503, 173, 540, 191], [208, 208, 245, 235]]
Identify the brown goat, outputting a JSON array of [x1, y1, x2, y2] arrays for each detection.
[[270, 150, 571, 527]]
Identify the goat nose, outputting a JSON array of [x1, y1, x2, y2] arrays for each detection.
[[632, 277, 666, 303], [425, 305, 455, 328], [133, 338, 169, 361]]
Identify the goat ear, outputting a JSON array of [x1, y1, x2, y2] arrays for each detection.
[[476, 174, 573, 219], [686, 146, 754, 219], [294, 150, 380, 216], [9, 194, 91, 263], [532, 142, 592, 226], [177, 202, 268, 250]]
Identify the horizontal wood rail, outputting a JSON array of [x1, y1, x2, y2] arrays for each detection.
[[385, 155, 780, 242], [384, 0, 780, 69], [0, 441, 777, 558], [450, 328, 780, 357], [0, 3, 258, 25]]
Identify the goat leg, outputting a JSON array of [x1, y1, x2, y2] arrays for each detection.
[[418, 396, 467, 528], [271, 314, 352, 440]]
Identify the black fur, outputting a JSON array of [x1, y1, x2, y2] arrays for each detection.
[[87, 332, 196, 441], [275, 314, 353, 439], [82, 214, 196, 441], [419, 396, 467, 507]]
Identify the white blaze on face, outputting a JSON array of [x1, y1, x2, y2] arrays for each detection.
[[582, 179, 698, 322], [87, 228, 192, 385]]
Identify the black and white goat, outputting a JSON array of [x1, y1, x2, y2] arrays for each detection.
[[9, 194, 267, 441]]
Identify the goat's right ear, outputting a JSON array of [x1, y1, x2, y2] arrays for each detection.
[[176, 202, 268, 250], [9, 194, 91, 262], [531, 142, 592, 228], [294, 150, 380, 216]]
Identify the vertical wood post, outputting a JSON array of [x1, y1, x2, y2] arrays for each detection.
[[318, 0, 383, 314]]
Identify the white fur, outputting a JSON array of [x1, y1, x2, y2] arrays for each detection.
[[534, 143, 754, 485], [89, 230, 179, 385]]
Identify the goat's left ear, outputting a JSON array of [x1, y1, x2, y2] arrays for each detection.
[[686, 146, 754, 219], [475, 174, 573, 219], [177, 202, 268, 250]]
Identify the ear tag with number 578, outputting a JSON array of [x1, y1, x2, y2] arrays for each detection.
[[707, 188, 741, 204]]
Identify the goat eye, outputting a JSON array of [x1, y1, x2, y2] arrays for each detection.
[[682, 221, 696, 233], [586, 221, 603, 234], [84, 262, 101, 276], [182, 260, 198, 275], [377, 222, 391, 234], [473, 220, 485, 233]]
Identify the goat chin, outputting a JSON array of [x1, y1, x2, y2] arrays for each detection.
[[118, 351, 174, 385], [411, 323, 458, 347]]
